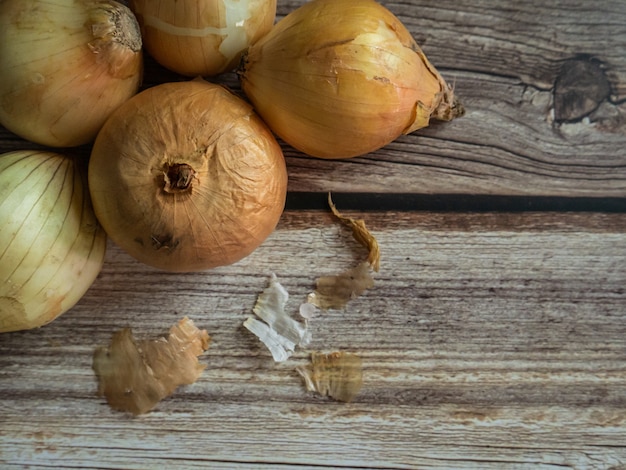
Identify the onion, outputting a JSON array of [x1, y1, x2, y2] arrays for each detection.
[[0, 150, 107, 333], [128, 0, 276, 76], [0, 0, 143, 147], [239, 0, 464, 159], [88, 79, 287, 273]]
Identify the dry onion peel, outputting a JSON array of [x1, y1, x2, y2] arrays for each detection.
[[328, 193, 380, 272], [296, 351, 363, 403], [0, 0, 143, 147], [88, 79, 287, 272], [129, 0, 276, 76], [305, 195, 379, 310], [244, 274, 310, 362], [93, 316, 210, 415], [307, 261, 374, 311], [0, 150, 107, 333], [239, 0, 464, 159]]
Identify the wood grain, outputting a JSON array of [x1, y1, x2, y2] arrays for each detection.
[[2, 211, 626, 469], [1, 0, 626, 468]]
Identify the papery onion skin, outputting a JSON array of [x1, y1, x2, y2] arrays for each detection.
[[0, 0, 143, 148], [88, 79, 287, 273], [0, 151, 107, 333], [129, 0, 276, 76], [239, 0, 464, 159]]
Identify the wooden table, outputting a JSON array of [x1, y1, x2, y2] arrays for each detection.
[[2, 0, 626, 468]]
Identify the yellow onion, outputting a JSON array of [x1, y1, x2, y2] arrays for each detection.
[[239, 0, 464, 159], [88, 79, 287, 272], [129, 0, 276, 76], [0, 150, 107, 333], [0, 0, 143, 147]]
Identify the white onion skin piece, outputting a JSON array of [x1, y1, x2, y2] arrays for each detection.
[[0, 0, 143, 147], [0, 151, 107, 333], [129, 0, 276, 76], [88, 79, 287, 273]]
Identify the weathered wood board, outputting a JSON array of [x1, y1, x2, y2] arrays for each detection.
[[1, 0, 626, 468], [2, 211, 626, 468]]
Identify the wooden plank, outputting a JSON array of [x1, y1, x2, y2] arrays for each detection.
[[1, 1, 625, 468], [284, 71, 626, 196], [1, 211, 626, 468], [1, 0, 624, 198]]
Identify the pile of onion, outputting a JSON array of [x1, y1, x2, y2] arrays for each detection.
[[128, 0, 277, 76], [239, 0, 464, 159], [88, 79, 287, 272], [0, 0, 143, 147], [0, 151, 107, 333], [0, 0, 463, 334]]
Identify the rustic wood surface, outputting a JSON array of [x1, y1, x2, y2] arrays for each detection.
[[1, 0, 626, 469]]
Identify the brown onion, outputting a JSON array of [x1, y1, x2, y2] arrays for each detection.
[[239, 0, 463, 159], [129, 0, 276, 76], [0, 0, 143, 147], [88, 79, 287, 272]]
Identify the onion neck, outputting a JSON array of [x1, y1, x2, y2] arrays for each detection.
[[87, 1, 143, 78], [163, 163, 196, 193], [432, 88, 465, 122]]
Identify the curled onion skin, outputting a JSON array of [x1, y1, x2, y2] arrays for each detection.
[[88, 79, 288, 273], [129, 0, 277, 76], [0, 0, 143, 147], [0, 151, 107, 333], [239, 0, 464, 159]]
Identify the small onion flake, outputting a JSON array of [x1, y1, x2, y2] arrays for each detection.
[[328, 193, 380, 272], [244, 273, 311, 362], [307, 261, 374, 311], [305, 195, 379, 310], [296, 351, 363, 403], [93, 316, 210, 415]]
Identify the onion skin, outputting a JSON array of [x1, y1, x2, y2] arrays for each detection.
[[129, 0, 277, 76], [0, 151, 107, 333], [0, 0, 143, 148], [88, 79, 287, 273], [239, 0, 464, 159]]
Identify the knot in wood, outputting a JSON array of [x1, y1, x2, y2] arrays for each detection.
[[553, 55, 611, 123]]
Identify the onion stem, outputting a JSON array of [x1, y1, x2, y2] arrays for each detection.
[[163, 163, 196, 193]]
